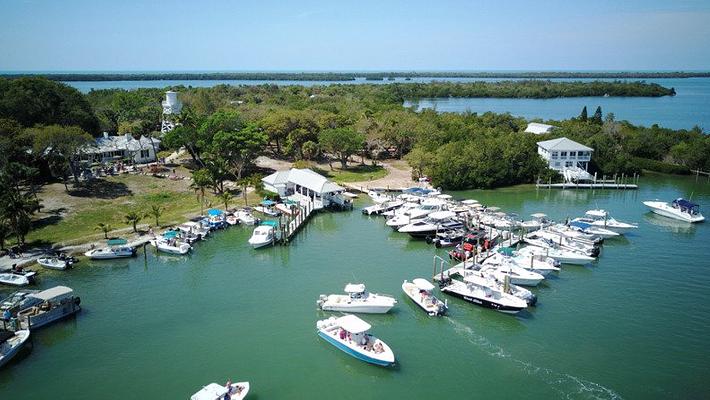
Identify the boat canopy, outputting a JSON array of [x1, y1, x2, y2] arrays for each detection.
[[107, 238, 128, 246], [260, 199, 276, 206], [402, 187, 433, 195], [207, 209, 223, 216], [428, 210, 457, 220], [585, 209, 608, 218], [30, 286, 73, 301], [569, 221, 591, 230], [336, 314, 371, 334], [530, 213, 547, 218], [497, 247, 515, 256], [412, 278, 435, 291], [673, 198, 700, 210], [461, 199, 479, 205], [260, 220, 279, 227], [163, 230, 179, 239], [191, 383, 227, 400], [344, 283, 366, 293]]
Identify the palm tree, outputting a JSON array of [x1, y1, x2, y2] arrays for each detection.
[[95, 223, 112, 239], [191, 169, 212, 215], [217, 191, 233, 211], [237, 174, 263, 206], [149, 205, 164, 227], [1, 189, 40, 246], [124, 210, 144, 233]]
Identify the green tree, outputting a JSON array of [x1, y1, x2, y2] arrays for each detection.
[[579, 106, 588, 121], [191, 169, 212, 215], [217, 191, 233, 211], [302, 140, 320, 161], [210, 123, 268, 181], [149, 205, 164, 227], [30, 125, 93, 188], [404, 147, 436, 179], [123, 210, 144, 233], [591, 106, 603, 124], [95, 223, 112, 239], [319, 127, 365, 169], [237, 174, 263, 206]]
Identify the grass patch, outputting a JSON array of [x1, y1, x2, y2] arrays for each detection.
[[313, 164, 388, 183]]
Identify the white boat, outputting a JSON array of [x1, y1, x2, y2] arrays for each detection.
[[248, 221, 278, 249], [572, 209, 638, 233], [643, 198, 705, 223], [191, 381, 250, 400], [235, 209, 258, 225], [0, 330, 30, 368], [525, 232, 599, 257], [37, 257, 69, 270], [317, 283, 397, 314], [179, 221, 210, 239], [386, 199, 447, 229], [565, 221, 620, 239], [316, 315, 395, 367], [225, 214, 239, 225], [438, 274, 528, 314], [482, 264, 545, 287], [1, 290, 40, 314], [0, 273, 32, 287], [402, 279, 447, 316], [485, 251, 560, 276], [520, 213, 553, 231], [362, 200, 404, 216], [398, 210, 461, 238], [15, 286, 81, 330], [254, 204, 280, 217], [367, 190, 393, 204], [381, 201, 419, 217], [84, 239, 136, 260], [517, 245, 595, 265], [150, 237, 191, 255]]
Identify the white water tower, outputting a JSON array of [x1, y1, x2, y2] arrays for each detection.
[[161, 90, 182, 133]]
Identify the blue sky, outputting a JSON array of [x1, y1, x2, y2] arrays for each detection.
[[1, 0, 709, 71]]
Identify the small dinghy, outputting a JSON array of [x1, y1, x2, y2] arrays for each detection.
[[191, 381, 250, 400], [317, 314, 395, 367], [402, 279, 447, 316], [0, 329, 30, 368], [37, 257, 69, 271], [317, 283, 397, 314]]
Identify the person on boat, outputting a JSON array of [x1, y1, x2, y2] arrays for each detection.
[[339, 328, 346, 340], [2, 309, 11, 321]]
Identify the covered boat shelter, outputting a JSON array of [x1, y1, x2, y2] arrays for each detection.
[[262, 168, 348, 209]]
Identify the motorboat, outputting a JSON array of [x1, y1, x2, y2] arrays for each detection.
[[367, 189, 393, 204], [84, 239, 136, 260], [225, 214, 239, 226], [0, 273, 33, 287], [402, 279, 447, 316], [643, 198, 705, 223], [386, 199, 447, 229], [517, 245, 595, 265], [485, 249, 560, 276], [565, 221, 619, 239], [427, 229, 466, 248], [0, 329, 30, 368], [37, 256, 70, 271], [482, 264, 545, 287], [398, 211, 461, 238], [206, 209, 227, 229], [150, 232, 191, 255], [235, 209, 258, 225], [316, 314, 395, 367], [191, 381, 250, 400], [179, 221, 210, 239], [15, 286, 81, 330], [545, 224, 604, 245], [520, 213, 553, 231], [381, 201, 419, 218], [438, 273, 528, 314], [317, 283, 397, 314], [444, 259, 538, 306], [248, 221, 278, 249], [525, 232, 599, 257], [167, 228, 200, 244], [362, 199, 405, 216], [1, 290, 40, 314], [572, 210, 638, 233]]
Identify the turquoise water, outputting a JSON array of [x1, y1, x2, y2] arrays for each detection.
[[1, 173, 708, 399]]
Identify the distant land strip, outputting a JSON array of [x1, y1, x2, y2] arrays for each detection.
[[1, 71, 710, 81]]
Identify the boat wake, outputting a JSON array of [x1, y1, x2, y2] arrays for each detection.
[[446, 318, 622, 400]]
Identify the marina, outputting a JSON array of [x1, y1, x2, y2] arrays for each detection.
[[0, 173, 707, 399]]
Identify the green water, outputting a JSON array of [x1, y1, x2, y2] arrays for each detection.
[[1, 174, 709, 399]]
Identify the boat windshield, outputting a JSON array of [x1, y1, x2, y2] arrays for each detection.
[[673, 199, 700, 214]]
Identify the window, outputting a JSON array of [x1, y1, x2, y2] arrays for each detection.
[[569, 151, 576, 157], [140, 149, 150, 158], [560, 151, 567, 157], [551, 151, 559, 159], [565, 161, 574, 167], [554, 162, 561, 167]]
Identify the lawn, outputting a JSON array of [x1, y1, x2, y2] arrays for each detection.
[[312, 164, 388, 183], [25, 174, 259, 247]]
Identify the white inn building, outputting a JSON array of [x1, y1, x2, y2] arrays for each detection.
[[537, 137, 594, 181]]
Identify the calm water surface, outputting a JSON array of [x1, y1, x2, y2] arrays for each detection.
[[1, 174, 709, 399]]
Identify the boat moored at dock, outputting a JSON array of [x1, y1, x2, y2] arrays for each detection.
[[0, 329, 30, 369], [84, 239, 136, 260], [572, 210, 638, 233], [402, 279, 447, 316], [15, 286, 81, 330], [248, 221, 279, 248], [317, 314, 395, 367]]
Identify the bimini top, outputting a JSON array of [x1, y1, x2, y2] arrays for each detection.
[[344, 283, 366, 293], [569, 221, 592, 230], [260, 199, 276, 206], [30, 286, 73, 301], [162, 230, 179, 239], [673, 198, 699, 209], [191, 383, 228, 400], [262, 168, 344, 195], [336, 314, 371, 334], [497, 247, 515, 256], [207, 208, 223, 216], [260, 220, 279, 227], [412, 278, 435, 291]]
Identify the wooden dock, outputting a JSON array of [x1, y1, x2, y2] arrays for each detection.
[[536, 182, 638, 189], [278, 197, 317, 244]]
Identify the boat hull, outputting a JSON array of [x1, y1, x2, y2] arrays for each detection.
[[319, 303, 393, 314], [0, 330, 30, 368], [440, 286, 525, 314], [644, 201, 705, 223], [249, 239, 274, 249], [318, 330, 393, 367]]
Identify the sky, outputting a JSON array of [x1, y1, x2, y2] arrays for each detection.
[[1, 0, 710, 71]]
